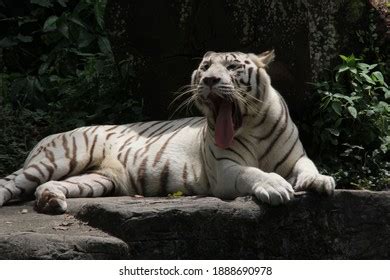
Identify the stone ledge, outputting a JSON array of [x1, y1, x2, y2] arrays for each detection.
[[1, 190, 390, 259], [0, 232, 129, 260], [0, 200, 129, 259]]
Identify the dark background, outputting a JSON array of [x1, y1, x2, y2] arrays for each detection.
[[0, 0, 389, 189]]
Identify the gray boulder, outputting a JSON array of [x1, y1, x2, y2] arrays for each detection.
[[1, 190, 389, 259]]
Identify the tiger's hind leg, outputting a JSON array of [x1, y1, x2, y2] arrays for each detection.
[[0, 169, 24, 206], [35, 172, 115, 214]]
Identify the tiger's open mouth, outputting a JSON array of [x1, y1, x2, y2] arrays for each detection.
[[208, 93, 243, 149]]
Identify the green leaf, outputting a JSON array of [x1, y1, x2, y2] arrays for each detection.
[[361, 73, 375, 85], [69, 16, 90, 31], [327, 128, 340, 136], [31, 0, 52, 8], [78, 30, 95, 48], [372, 71, 384, 85], [338, 65, 349, 73], [335, 118, 342, 127], [57, 17, 69, 39], [339, 55, 349, 62], [368, 64, 378, 70], [56, 0, 68, 7], [0, 37, 17, 48], [43, 16, 58, 32], [331, 102, 342, 116], [348, 106, 358, 118], [94, 0, 105, 29], [16, 34, 33, 43], [98, 36, 112, 54], [357, 63, 369, 70]]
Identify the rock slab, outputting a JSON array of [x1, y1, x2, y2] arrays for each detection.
[[75, 190, 390, 259], [1, 190, 390, 259]]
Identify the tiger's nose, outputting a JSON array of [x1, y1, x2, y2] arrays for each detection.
[[202, 76, 221, 87]]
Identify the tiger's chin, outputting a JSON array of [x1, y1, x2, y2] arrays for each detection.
[[206, 93, 243, 149]]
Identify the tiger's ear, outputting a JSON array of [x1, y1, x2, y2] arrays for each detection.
[[249, 50, 275, 67], [203, 51, 215, 58]]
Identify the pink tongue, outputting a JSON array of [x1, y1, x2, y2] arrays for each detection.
[[215, 101, 234, 149]]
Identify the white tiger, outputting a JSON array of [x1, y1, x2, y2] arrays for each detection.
[[0, 50, 335, 214]]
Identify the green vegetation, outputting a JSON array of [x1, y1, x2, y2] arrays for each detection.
[[0, 0, 143, 175], [309, 54, 389, 190], [0, 1, 388, 191]]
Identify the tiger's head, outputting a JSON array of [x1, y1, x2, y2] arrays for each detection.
[[191, 50, 275, 149]]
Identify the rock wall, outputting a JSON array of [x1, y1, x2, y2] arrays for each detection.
[[1, 190, 390, 259], [104, 0, 387, 120]]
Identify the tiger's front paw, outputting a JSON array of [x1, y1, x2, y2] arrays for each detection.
[[253, 173, 294, 205], [294, 172, 335, 195], [35, 188, 67, 214]]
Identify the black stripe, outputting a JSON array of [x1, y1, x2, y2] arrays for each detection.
[[90, 126, 99, 134], [23, 172, 41, 185], [122, 148, 132, 167], [284, 124, 296, 145], [255, 68, 261, 99], [253, 104, 271, 128], [41, 162, 54, 181], [145, 121, 173, 140], [83, 131, 89, 151], [257, 100, 285, 141], [137, 158, 148, 195], [273, 136, 300, 172], [106, 132, 116, 140], [62, 134, 70, 159], [208, 146, 240, 165], [84, 126, 94, 133], [2, 186, 13, 199], [258, 101, 289, 160], [66, 136, 78, 177], [92, 179, 108, 195], [160, 160, 170, 196], [84, 183, 94, 197], [239, 67, 253, 92], [137, 121, 163, 138], [235, 138, 257, 161], [118, 135, 135, 152], [226, 148, 248, 164], [152, 118, 196, 167], [56, 184, 69, 197], [14, 184, 25, 195], [85, 134, 98, 169], [106, 125, 120, 132], [189, 117, 206, 127]]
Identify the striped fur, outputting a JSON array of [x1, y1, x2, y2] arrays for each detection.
[[0, 51, 335, 214]]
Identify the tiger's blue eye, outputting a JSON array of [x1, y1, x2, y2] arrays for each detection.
[[227, 64, 241, 71], [200, 64, 210, 71]]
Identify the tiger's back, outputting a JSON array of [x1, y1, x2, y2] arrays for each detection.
[[22, 117, 208, 198]]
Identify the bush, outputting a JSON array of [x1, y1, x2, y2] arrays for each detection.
[[309, 54, 389, 190], [0, 0, 143, 176]]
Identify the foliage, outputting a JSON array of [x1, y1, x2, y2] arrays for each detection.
[[310, 54, 389, 190], [0, 0, 143, 176]]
